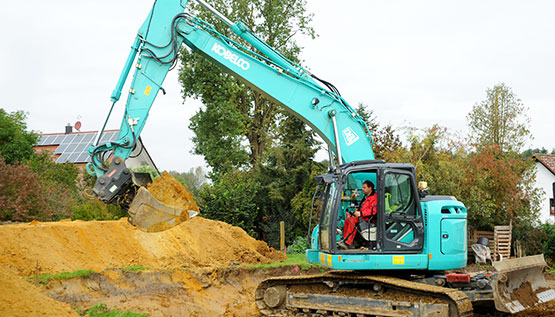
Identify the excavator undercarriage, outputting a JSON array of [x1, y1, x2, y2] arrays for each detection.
[[256, 272, 473, 316], [255, 255, 554, 316]]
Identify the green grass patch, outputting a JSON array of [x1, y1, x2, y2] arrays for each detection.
[[549, 267, 555, 274], [245, 253, 321, 271], [28, 269, 94, 285], [121, 265, 151, 272], [79, 303, 146, 317]]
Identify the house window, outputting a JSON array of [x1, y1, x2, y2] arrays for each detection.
[[550, 198, 554, 216]]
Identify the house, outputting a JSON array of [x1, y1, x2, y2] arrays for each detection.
[[33, 124, 157, 171], [532, 154, 555, 224]]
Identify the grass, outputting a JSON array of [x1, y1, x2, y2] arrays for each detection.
[[245, 253, 322, 271], [121, 265, 151, 272], [28, 269, 95, 285], [549, 267, 555, 274], [78, 303, 147, 317]]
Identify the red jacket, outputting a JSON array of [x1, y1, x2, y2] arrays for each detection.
[[360, 192, 377, 221]]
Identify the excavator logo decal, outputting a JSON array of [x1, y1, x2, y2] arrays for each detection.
[[211, 43, 250, 71], [342, 127, 359, 146]]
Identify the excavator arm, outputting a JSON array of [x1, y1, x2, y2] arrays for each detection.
[[87, 0, 374, 223]]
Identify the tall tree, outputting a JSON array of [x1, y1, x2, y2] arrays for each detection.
[[0, 109, 38, 164], [467, 83, 530, 153], [354, 103, 401, 160], [179, 0, 315, 177]]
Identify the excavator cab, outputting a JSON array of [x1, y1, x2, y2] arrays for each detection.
[[317, 161, 424, 254]]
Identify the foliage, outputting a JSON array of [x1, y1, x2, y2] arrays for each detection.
[[244, 253, 320, 271], [70, 198, 126, 221], [373, 123, 541, 232], [82, 303, 146, 317], [0, 154, 78, 221], [180, 0, 315, 176], [0, 108, 39, 164], [170, 166, 207, 197], [28, 269, 94, 285], [131, 164, 159, 181], [463, 145, 541, 230], [467, 83, 531, 153], [522, 147, 555, 158], [288, 236, 309, 254], [355, 103, 402, 160], [251, 114, 322, 247], [121, 265, 152, 272], [0, 156, 52, 221], [540, 222, 555, 261], [197, 169, 261, 237]]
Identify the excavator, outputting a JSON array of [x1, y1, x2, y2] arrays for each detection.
[[87, 0, 555, 315]]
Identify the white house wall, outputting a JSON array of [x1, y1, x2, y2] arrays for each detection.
[[535, 162, 555, 224]]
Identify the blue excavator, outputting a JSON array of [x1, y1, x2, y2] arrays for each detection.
[[87, 0, 555, 315]]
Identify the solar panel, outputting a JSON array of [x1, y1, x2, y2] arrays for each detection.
[[37, 135, 47, 146], [41, 131, 119, 164], [62, 134, 76, 144], [56, 153, 71, 164], [54, 143, 68, 154]]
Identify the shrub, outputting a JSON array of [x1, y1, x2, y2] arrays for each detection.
[[541, 222, 555, 261], [288, 236, 309, 254]]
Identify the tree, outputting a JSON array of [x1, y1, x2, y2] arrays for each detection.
[[179, 0, 315, 176], [253, 113, 321, 246], [354, 103, 401, 160], [170, 166, 207, 197], [0, 109, 38, 164], [197, 169, 261, 237], [467, 83, 530, 154]]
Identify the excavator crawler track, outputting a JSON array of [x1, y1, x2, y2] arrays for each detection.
[[255, 272, 473, 316]]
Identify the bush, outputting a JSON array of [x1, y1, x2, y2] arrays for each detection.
[[288, 236, 309, 254], [70, 198, 126, 221], [0, 156, 51, 221], [541, 222, 555, 261], [198, 169, 260, 238]]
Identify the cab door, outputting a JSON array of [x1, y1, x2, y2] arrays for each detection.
[[381, 170, 424, 252]]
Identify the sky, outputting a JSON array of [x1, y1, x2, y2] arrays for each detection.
[[1, 0, 554, 172]]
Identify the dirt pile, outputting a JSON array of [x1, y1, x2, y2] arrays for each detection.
[[0, 217, 284, 276], [0, 266, 78, 316], [147, 171, 199, 215]]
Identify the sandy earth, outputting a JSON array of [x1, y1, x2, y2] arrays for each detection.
[[40, 266, 315, 317], [0, 217, 284, 276], [0, 266, 78, 317]]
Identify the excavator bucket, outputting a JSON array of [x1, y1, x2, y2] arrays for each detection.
[[491, 254, 555, 313], [127, 172, 199, 232]]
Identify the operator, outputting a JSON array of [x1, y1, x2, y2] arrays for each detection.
[[338, 180, 377, 249]]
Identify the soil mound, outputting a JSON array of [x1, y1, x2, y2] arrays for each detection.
[[147, 171, 199, 215], [0, 217, 284, 276], [0, 266, 78, 316]]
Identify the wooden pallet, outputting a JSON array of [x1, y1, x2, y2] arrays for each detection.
[[494, 225, 512, 261]]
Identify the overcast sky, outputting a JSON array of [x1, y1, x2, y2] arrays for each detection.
[[1, 0, 554, 172]]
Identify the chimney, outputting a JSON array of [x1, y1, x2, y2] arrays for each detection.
[[65, 123, 72, 134]]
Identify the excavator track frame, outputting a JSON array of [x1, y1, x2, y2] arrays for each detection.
[[255, 272, 473, 317]]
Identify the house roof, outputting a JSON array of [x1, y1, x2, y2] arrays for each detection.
[[533, 154, 555, 176]]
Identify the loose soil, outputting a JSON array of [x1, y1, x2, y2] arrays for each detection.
[[147, 172, 199, 214], [514, 277, 555, 317], [40, 266, 320, 317], [0, 266, 78, 317], [0, 217, 284, 276]]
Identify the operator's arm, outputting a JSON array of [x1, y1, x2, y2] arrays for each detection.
[[360, 194, 377, 219]]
